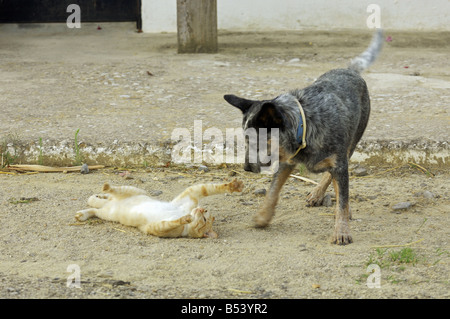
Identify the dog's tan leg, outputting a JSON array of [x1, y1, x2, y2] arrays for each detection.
[[306, 172, 332, 206], [335, 178, 352, 220], [330, 171, 353, 245], [254, 162, 296, 227]]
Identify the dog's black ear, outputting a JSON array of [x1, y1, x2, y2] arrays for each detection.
[[224, 94, 255, 113], [255, 102, 285, 128]]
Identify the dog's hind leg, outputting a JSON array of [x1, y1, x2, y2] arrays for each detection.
[[330, 165, 353, 245], [306, 172, 332, 206], [254, 162, 296, 227]]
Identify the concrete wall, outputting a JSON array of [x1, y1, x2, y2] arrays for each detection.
[[142, 0, 450, 33]]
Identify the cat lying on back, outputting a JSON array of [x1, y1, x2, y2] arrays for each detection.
[[75, 179, 244, 238]]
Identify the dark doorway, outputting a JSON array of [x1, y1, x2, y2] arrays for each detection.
[[0, 0, 141, 26]]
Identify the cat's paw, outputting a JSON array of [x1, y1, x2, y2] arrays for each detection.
[[193, 207, 207, 214], [75, 210, 88, 221], [181, 215, 192, 224], [75, 209, 96, 221], [228, 179, 244, 193], [204, 230, 218, 239], [102, 183, 111, 192]]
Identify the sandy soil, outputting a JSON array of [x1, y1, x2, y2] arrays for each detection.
[[0, 24, 448, 299], [0, 165, 448, 299]]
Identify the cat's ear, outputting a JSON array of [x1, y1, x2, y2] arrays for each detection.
[[103, 183, 111, 192], [204, 230, 218, 239]]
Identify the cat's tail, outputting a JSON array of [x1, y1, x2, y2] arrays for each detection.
[[102, 182, 147, 199], [348, 29, 384, 73]]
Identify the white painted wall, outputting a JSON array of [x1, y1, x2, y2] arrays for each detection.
[[142, 0, 450, 33]]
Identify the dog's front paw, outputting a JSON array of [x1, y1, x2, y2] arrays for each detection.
[[228, 179, 244, 193], [306, 190, 324, 206], [331, 222, 353, 245], [253, 209, 273, 228]]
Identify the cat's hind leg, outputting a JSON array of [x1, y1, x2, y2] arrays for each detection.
[[139, 215, 192, 238], [102, 183, 146, 199], [75, 206, 117, 223], [87, 194, 110, 208], [75, 208, 98, 221]]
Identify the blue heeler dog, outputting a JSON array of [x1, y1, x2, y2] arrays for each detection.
[[224, 30, 384, 245]]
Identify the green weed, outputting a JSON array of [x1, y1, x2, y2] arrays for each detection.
[[388, 248, 418, 265], [1, 135, 19, 167], [362, 247, 422, 285], [367, 247, 419, 268], [9, 197, 39, 204], [38, 137, 44, 165], [74, 128, 83, 165]]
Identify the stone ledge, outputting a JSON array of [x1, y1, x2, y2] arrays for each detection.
[[1, 138, 448, 169]]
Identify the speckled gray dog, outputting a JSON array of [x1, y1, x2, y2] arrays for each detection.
[[224, 30, 384, 245]]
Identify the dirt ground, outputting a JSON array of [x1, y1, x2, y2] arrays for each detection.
[[0, 165, 448, 299], [0, 23, 448, 299]]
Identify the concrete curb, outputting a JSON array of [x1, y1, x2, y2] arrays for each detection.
[[2, 137, 448, 169]]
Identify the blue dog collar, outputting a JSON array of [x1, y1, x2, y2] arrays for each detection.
[[289, 99, 307, 161], [296, 115, 304, 145]]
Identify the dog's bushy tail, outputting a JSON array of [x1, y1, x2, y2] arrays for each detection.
[[348, 29, 384, 73]]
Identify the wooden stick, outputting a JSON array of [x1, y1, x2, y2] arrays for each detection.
[[290, 174, 319, 185], [113, 227, 128, 233], [408, 162, 435, 176], [7, 164, 105, 172], [370, 238, 425, 249], [0, 171, 16, 175]]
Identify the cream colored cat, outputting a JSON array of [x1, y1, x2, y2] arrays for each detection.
[[75, 179, 244, 238]]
